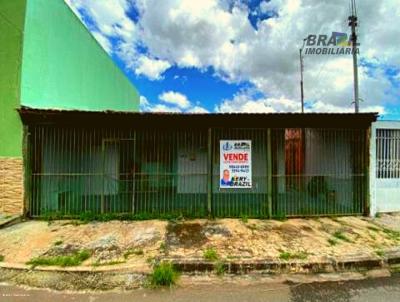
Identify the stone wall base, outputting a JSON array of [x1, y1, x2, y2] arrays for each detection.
[[0, 157, 24, 215]]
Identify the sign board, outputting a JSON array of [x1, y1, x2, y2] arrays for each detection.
[[220, 140, 252, 188]]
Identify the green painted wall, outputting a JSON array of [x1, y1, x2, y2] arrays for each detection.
[[0, 0, 26, 157], [21, 0, 139, 111]]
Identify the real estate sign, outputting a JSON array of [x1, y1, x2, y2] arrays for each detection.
[[220, 140, 252, 188]]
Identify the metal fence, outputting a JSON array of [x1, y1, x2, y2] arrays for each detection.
[[27, 126, 368, 218], [376, 129, 400, 179]]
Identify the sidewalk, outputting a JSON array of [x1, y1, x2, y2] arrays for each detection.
[[0, 214, 399, 289]]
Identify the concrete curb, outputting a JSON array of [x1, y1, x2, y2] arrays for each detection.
[[168, 251, 400, 274], [0, 216, 22, 229], [0, 251, 399, 290], [0, 262, 151, 274]]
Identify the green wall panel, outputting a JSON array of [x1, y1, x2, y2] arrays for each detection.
[[0, 0, 26, 156], [21, 0, 139, 112]]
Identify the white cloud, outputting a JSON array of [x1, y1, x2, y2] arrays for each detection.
[[134, 56, 171, 80], [141, 91, 209, 113], [216, 92, 299, 113], [92, 31, 112, 53], [133, 0, 399, 112], [190, 106, 209, 113], [150, 104, 182, 113], [159, 91, 191, 109], [65, 0, 400, 113], [65, 0, 136, 41]]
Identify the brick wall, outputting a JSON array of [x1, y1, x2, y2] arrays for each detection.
[[0, 157, 24, 215]]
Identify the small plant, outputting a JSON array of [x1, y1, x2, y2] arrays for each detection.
[[41, 211, 64, 222], [279, 251, 308, 261], [203, 247, 219, 261], [382, 228, 400, 241], [240, 215, 248, 223], [54, 240, 63, 246], [27, 250, 91, 268], [149, 262, 179, 287], [328, 238, 338, 246], [279, 252, 291, 261], [376, 249, 385, 257], [92, 260, 126, 267], [215, 261, 226, 276], [333, 231, 352, 243], [375, 213, 382, 218], [367, 226, 380, 232], [0, 255, 4, 262], [274, 211, 287, 221], [123, 248, 144, 259], [160, 242, 167, 253]]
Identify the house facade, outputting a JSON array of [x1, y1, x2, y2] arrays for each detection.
[[19, 110, 376, 218], [0, 0, 139, 215]]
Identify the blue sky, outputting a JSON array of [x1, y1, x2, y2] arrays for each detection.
[[66, 0, 400, 119]]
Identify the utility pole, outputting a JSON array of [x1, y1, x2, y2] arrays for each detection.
[[349, 0, 359, 113], [299, 38, 307, 113]]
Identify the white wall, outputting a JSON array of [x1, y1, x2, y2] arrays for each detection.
[[370, 121, 400, 216]]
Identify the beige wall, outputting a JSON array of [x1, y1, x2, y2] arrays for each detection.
[[0, 157, 24, 215]]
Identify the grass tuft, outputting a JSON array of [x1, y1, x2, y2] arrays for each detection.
[[54, 240, 63, 246], [149, 262, 179, 287], [159, 242, 167, 253], [27, 250, 90, 268], [215, 261, 226, 276], [203, 247, 219, 261], [92, 260, 126, 267], [273, 211, 287, 221], [328, 238, 338, 246], [279, 251, 308, 261], [123, 248, 144, 259], [382, 228, 400, 241], [240, 215, 248, 223], [333, 231, 352, 243], [367, 226, 380, 232], [0, 255, 4, 262]]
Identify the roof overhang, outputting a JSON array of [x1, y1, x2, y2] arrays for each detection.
[[18, 107, 378, 129]]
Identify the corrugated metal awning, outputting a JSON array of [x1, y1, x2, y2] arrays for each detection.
[[18, 107, 378, 129]]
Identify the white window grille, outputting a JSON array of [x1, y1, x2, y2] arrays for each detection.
[[376, 129, 400, 178]]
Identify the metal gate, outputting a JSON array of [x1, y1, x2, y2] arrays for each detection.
[[28, 125, 368, 218], [370, 121, 400, 215]]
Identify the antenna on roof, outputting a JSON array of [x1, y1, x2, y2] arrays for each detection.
[[348, 0, 359, 113]]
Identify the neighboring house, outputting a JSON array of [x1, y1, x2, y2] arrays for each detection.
[[0, 0, 140, 215], [370, 121, 400, 216]]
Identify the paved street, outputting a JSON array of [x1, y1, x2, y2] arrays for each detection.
[[1, 274, 400, 302]]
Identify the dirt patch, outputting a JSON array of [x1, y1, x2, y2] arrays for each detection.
[[166, 222, 207, 248], [374, 213, 400, 231], [0, 216, 399, 269], [0, 220, 167, 266]]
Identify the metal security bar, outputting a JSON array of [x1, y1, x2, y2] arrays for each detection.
[[376, 129, 400, 179], [27, 126, 368, 218], [29, 126, 208, 217], [271, 128, 367, 216], [212, 128, 269, 217]]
